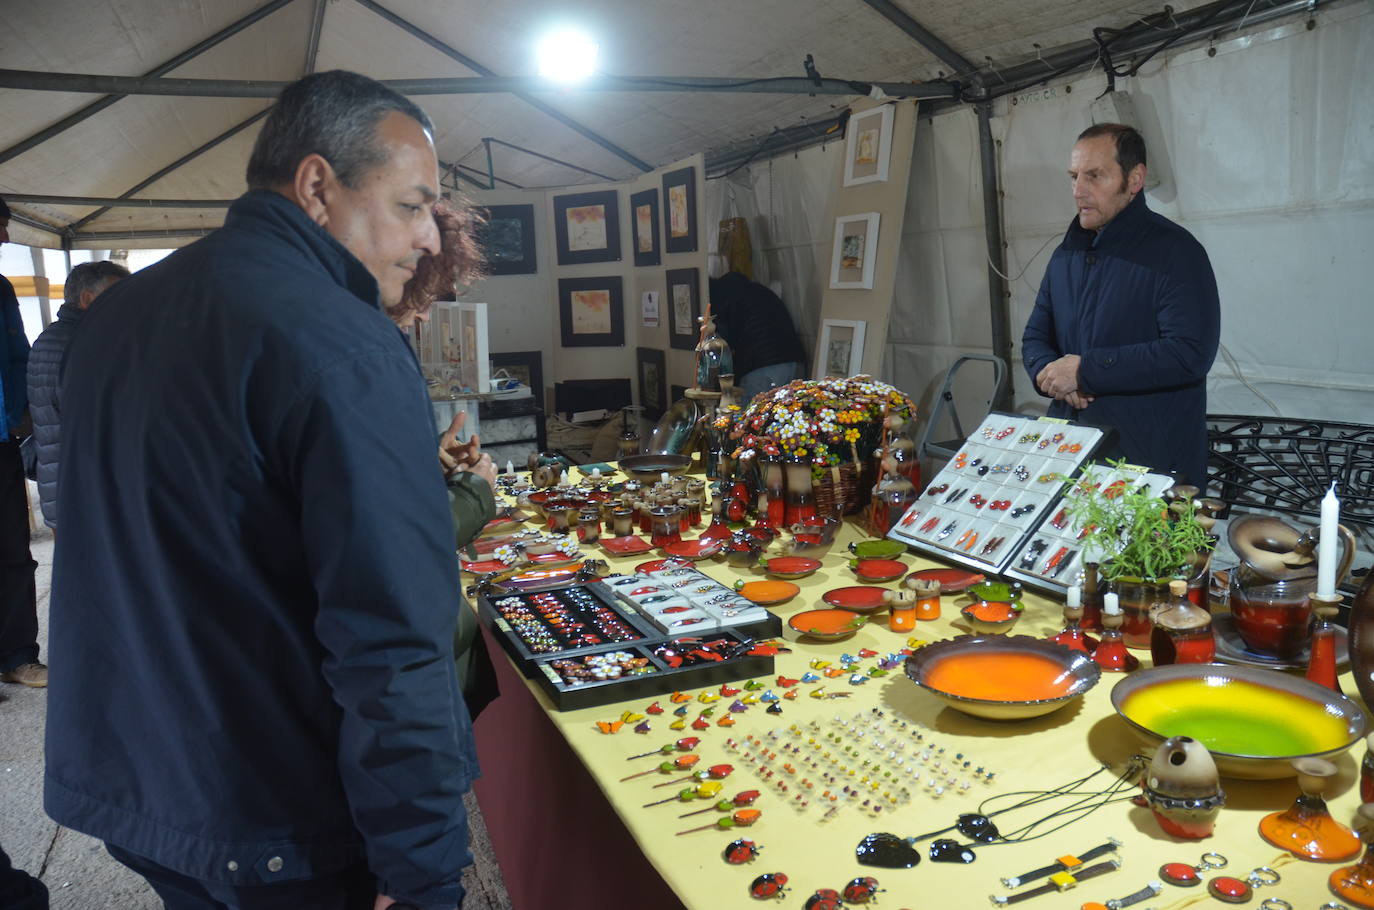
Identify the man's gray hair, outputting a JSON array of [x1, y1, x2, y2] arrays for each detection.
[[245, 70, 434, 190], [64, 260, 129, 307]]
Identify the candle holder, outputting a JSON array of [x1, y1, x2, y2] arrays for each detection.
[[1259, 758, 1361, 862], [1050, 584, 1098, 654], [1329, 803, 1374, 908], [1092, 601, 1138, 672], [1308, 592, 1344, 693]]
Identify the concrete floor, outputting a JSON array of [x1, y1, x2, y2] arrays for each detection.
[[0, 497, 511, 910]]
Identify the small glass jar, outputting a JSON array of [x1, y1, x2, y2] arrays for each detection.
[[578, 508, 601, 542], [911, 579, 941, 621], [611, 507, 635, 538], [888, 591, 917, 632], [650, 506, 683, 547]]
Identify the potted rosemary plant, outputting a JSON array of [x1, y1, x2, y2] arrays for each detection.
[[1059, 465, 1215, 648]]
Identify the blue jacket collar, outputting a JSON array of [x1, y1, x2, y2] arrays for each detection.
[[1061, 190, 1149, 252], [224, 190, 381, 309]]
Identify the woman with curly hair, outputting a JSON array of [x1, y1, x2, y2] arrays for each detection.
[[392, 197, 500, 717]]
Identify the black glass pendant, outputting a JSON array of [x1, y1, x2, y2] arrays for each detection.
[[929, 838, 977, 864], [855, 833, 920, 869]]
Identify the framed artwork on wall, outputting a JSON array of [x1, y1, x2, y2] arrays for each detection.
[[842, 104, 894, 187], [558, 276, 625, 347], [828, 212, 880, 289], [637, 347, 668, 421], [552, 189, 621, 265], [477, 204, 536, 275], [665, 267, 700, 351], [490, 350, 544, 411], [629, 188, 661, 267], [815, 319, 867, 379], [661, 167, 698, 253]]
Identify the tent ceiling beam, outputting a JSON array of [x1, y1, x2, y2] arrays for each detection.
[[351, 0, 654, 174], [66, 108, 271, 233], [0, 0, 296, 167], [483, 138, 616, 183], [4, 195, 234, 208], [304, 0, 327, 75], [0, 69, 955, 102], [857, 0, 978, 78]]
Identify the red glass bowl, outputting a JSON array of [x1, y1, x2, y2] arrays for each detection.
[[822, 586, 889, 614]]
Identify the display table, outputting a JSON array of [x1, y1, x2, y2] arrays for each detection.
[[471, 513, 1364, 910]]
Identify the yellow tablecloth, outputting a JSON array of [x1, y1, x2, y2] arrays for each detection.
[[497, 515, 1362, 909]]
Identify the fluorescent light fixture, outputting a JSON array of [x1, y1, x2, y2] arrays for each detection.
[[536, 28, 599, 83]]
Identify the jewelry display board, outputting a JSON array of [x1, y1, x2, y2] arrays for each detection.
[[1003, 461, 1175, 596], [478, 569, 781, 710], [887, 413, 1110, 579]]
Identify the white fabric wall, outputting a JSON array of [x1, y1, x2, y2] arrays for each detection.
[[706, 0, 1374, 438]]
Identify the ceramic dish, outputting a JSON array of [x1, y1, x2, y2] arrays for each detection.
[[849, 539, 908, 560], [618, 453, 693, 481], [906, 567, 986, 593], [788, 608, 868, 641], [634, 557, 693, 574], [904, 635, 1101, 721], [821, 586, 889, 614], [1211, 612, 1350, 671], [600, 536, 654, 557], [481, 512, 531, 535], [851, 558, 906, 583], [959, 600, 1024, 634], [661, 539, 725, 561], [965, 580, 1024, 603], [735, 580, 801, 607], [1110, 663, 1367, 779], [765, 557, 822, 579]]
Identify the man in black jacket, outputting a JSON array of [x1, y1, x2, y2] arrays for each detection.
[[25, 259, 128, 530], [0, 197, 41, 690], [708, 271, 807, 404], [46, 71, 477, 910]]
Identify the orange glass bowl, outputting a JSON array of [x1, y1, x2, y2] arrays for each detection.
[[903, 635, 1102, 721], [788, 608, 868, 641], [1110, 663, 1368, 780], [960, 600, 1024, 634], [735, 580, 801, 607]]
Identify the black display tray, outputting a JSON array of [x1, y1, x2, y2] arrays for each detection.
[[478, 578, 782, 694], [479, 580, 661, 678], [529, 628, 776, 711]]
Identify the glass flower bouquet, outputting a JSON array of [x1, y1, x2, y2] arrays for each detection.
[[715, 376, 917, 481]]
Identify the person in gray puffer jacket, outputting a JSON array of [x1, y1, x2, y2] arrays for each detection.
[[25, 260, 128, 528]]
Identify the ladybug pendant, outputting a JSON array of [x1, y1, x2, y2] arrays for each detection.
[[749, 872, 789, 900], [805, 888, 844, 910], [843, 875, 883, 903], [723, 838, 761, 865]]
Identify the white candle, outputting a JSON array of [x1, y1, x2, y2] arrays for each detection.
[[1103, 592, 1121, 615], [1066, 585, 1082, 609], [1317, 482, 1341, 597], [591, 468, 602, 481], [505, 460, 514, 475], [661, 471, 670, 485]]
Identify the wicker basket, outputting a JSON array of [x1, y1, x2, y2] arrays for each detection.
[[815, 459, 876, 516]]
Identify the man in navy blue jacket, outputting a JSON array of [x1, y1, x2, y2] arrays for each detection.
[[1022, 123, 1220, 485], [46, 72, 476, 909]]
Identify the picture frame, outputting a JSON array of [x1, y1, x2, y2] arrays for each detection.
[[477, 204, 536, 275], [552, 189, 621, 265], [490, 350, 544, 412], [842, 104, 894, 187], [815, 319, 867, 379], [629, 188, 661, 267], [829, 212, 880, 290], [665, 267, 700, 351], [661, 167, 698, 253], [636, 347, 668, 421], [558, 276, 625, 347]]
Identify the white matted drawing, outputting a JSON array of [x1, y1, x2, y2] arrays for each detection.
[[843, 104, 894, 187], [815, 318, 866, 378], [828, 212, 880, 289]]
